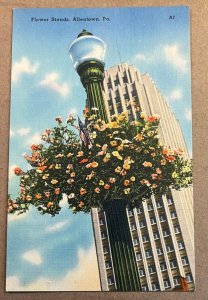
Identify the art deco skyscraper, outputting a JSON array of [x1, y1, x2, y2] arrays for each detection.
[[91, 63, 194, 292]]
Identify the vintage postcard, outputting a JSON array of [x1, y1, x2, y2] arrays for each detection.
[[6, 7, 194, 292]]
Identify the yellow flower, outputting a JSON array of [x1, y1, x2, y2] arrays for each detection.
[[117, 155, 123, 160], [67, 152, 73, 157], [35, 193, 42, 200], [51, 179, 58, 184], [142, 161, 152, 167], [91, 161, 98, 168], [130, 176, 135, 182], [99, 180, 105, 186], [112, 151, 119, 157], [26, 195, 32, 201], [42, 174, 49, 179], [77, 151, 84, 157], [117, 144, 123, 151], [115, 166, 122, 173], [94, 124, 100, 130], [109, 121, 119, 128], [136, 133, 143, 141], [140, 112, 147, 119], [124, 188, 131, 194], [110, 141, 117, 147], [123, 164, 130, 170], [172, 171, 178, 178], [118, 115, 124, 122], [55, 164, 61, 169]]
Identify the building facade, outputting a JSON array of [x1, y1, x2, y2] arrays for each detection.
[[91, 63, 194, 291]]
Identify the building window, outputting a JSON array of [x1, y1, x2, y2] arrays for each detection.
[[99, 218, 104, 226], [170, 211, 177, 219], [178, 241, 185, 250], [136, 252, 142, 261], [157, 248, 163, 255], [130, 223, 136, 231], [103, 246, 108, 254], [166, 244, 174, 253], [147, 203, 153, 211], [145, 249, 152, 258], [181, 256, 189, 266], [124, 93, 129, 100], [173, 277, 180, 286], [139, 220, 146, 228], [163, 229, 170, 237], [142, 234, 149, 243], [156, 201, 163, 208], [123, 76, 128, 84], [105, 261, 111, 269], [153, 232, 159, 240], [133, 238, 139, 246], [151, 282, 159, 291], [128, 209, 133, 216], [169, 259, 177, 269], [148, 265, 156, 274], [150, 217, 156, 225], [163, 279, 171, 289], [132, 90, 137, 97], [107, 82, 112, 90], [159, 215, 166, 222], [186, 274, 193, 283], [101, 232, 107, 239], [174, 225, 180, 234], [139, 269, 145, 277], [167, 197, 173, 205], [137, 207, 143, 214], [107, 276, 114, 285], [160, 262, 167, 271], [141, 284, 148, 291]]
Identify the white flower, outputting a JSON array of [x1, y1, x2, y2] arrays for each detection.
[[91, 107, 99, 111], [68, 193, 75, 199]]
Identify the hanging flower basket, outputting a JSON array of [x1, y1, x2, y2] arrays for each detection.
[[8, 109, 192, 216]]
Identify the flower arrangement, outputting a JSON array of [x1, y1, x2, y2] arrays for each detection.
[[8, 109, 192, 216]]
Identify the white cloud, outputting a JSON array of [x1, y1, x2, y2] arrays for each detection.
[[22, 249, 42, 265], [45, 220, 69, 233], [134, 52, 155, 63], [26, 133, 42, 146], [17, 127, 31, 136], [12, 57, 39, 83], [168, 89, 182, 102], [164, 44, 188, 73], [40, 72, 69, 97], [185, 107, 192, 121], [7, 244, 100, 291], [8, 213, 27, 222], [9, 164, 18, 180]]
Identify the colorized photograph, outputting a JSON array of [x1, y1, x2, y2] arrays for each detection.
[[6, 7, 194, 292]]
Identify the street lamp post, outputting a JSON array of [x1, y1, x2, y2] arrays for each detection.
[[69, 30, 141, 291]]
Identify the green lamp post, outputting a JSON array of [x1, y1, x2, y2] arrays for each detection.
[[69, 30, 141, 291]]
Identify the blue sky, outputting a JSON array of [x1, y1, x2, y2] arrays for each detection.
[[7, 6, 192, 291]]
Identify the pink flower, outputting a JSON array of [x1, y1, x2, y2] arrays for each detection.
[[67, 178, 74, 184], [156, 168, 162, 174], [151, 173, 158, 180], [67, 115, 74, 123], [56, 116, 62, 123], [67, 164, 73, 169], [14, 167, 24, 176], [55, 188, 60, 195]]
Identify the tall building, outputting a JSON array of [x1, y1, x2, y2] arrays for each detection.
[[91, 63, 194, 292]]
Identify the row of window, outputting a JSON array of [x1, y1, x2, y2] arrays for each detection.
[[141, 274, 193, 291]]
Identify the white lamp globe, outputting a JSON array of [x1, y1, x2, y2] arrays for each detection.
[[69, 30, 106, 70]]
